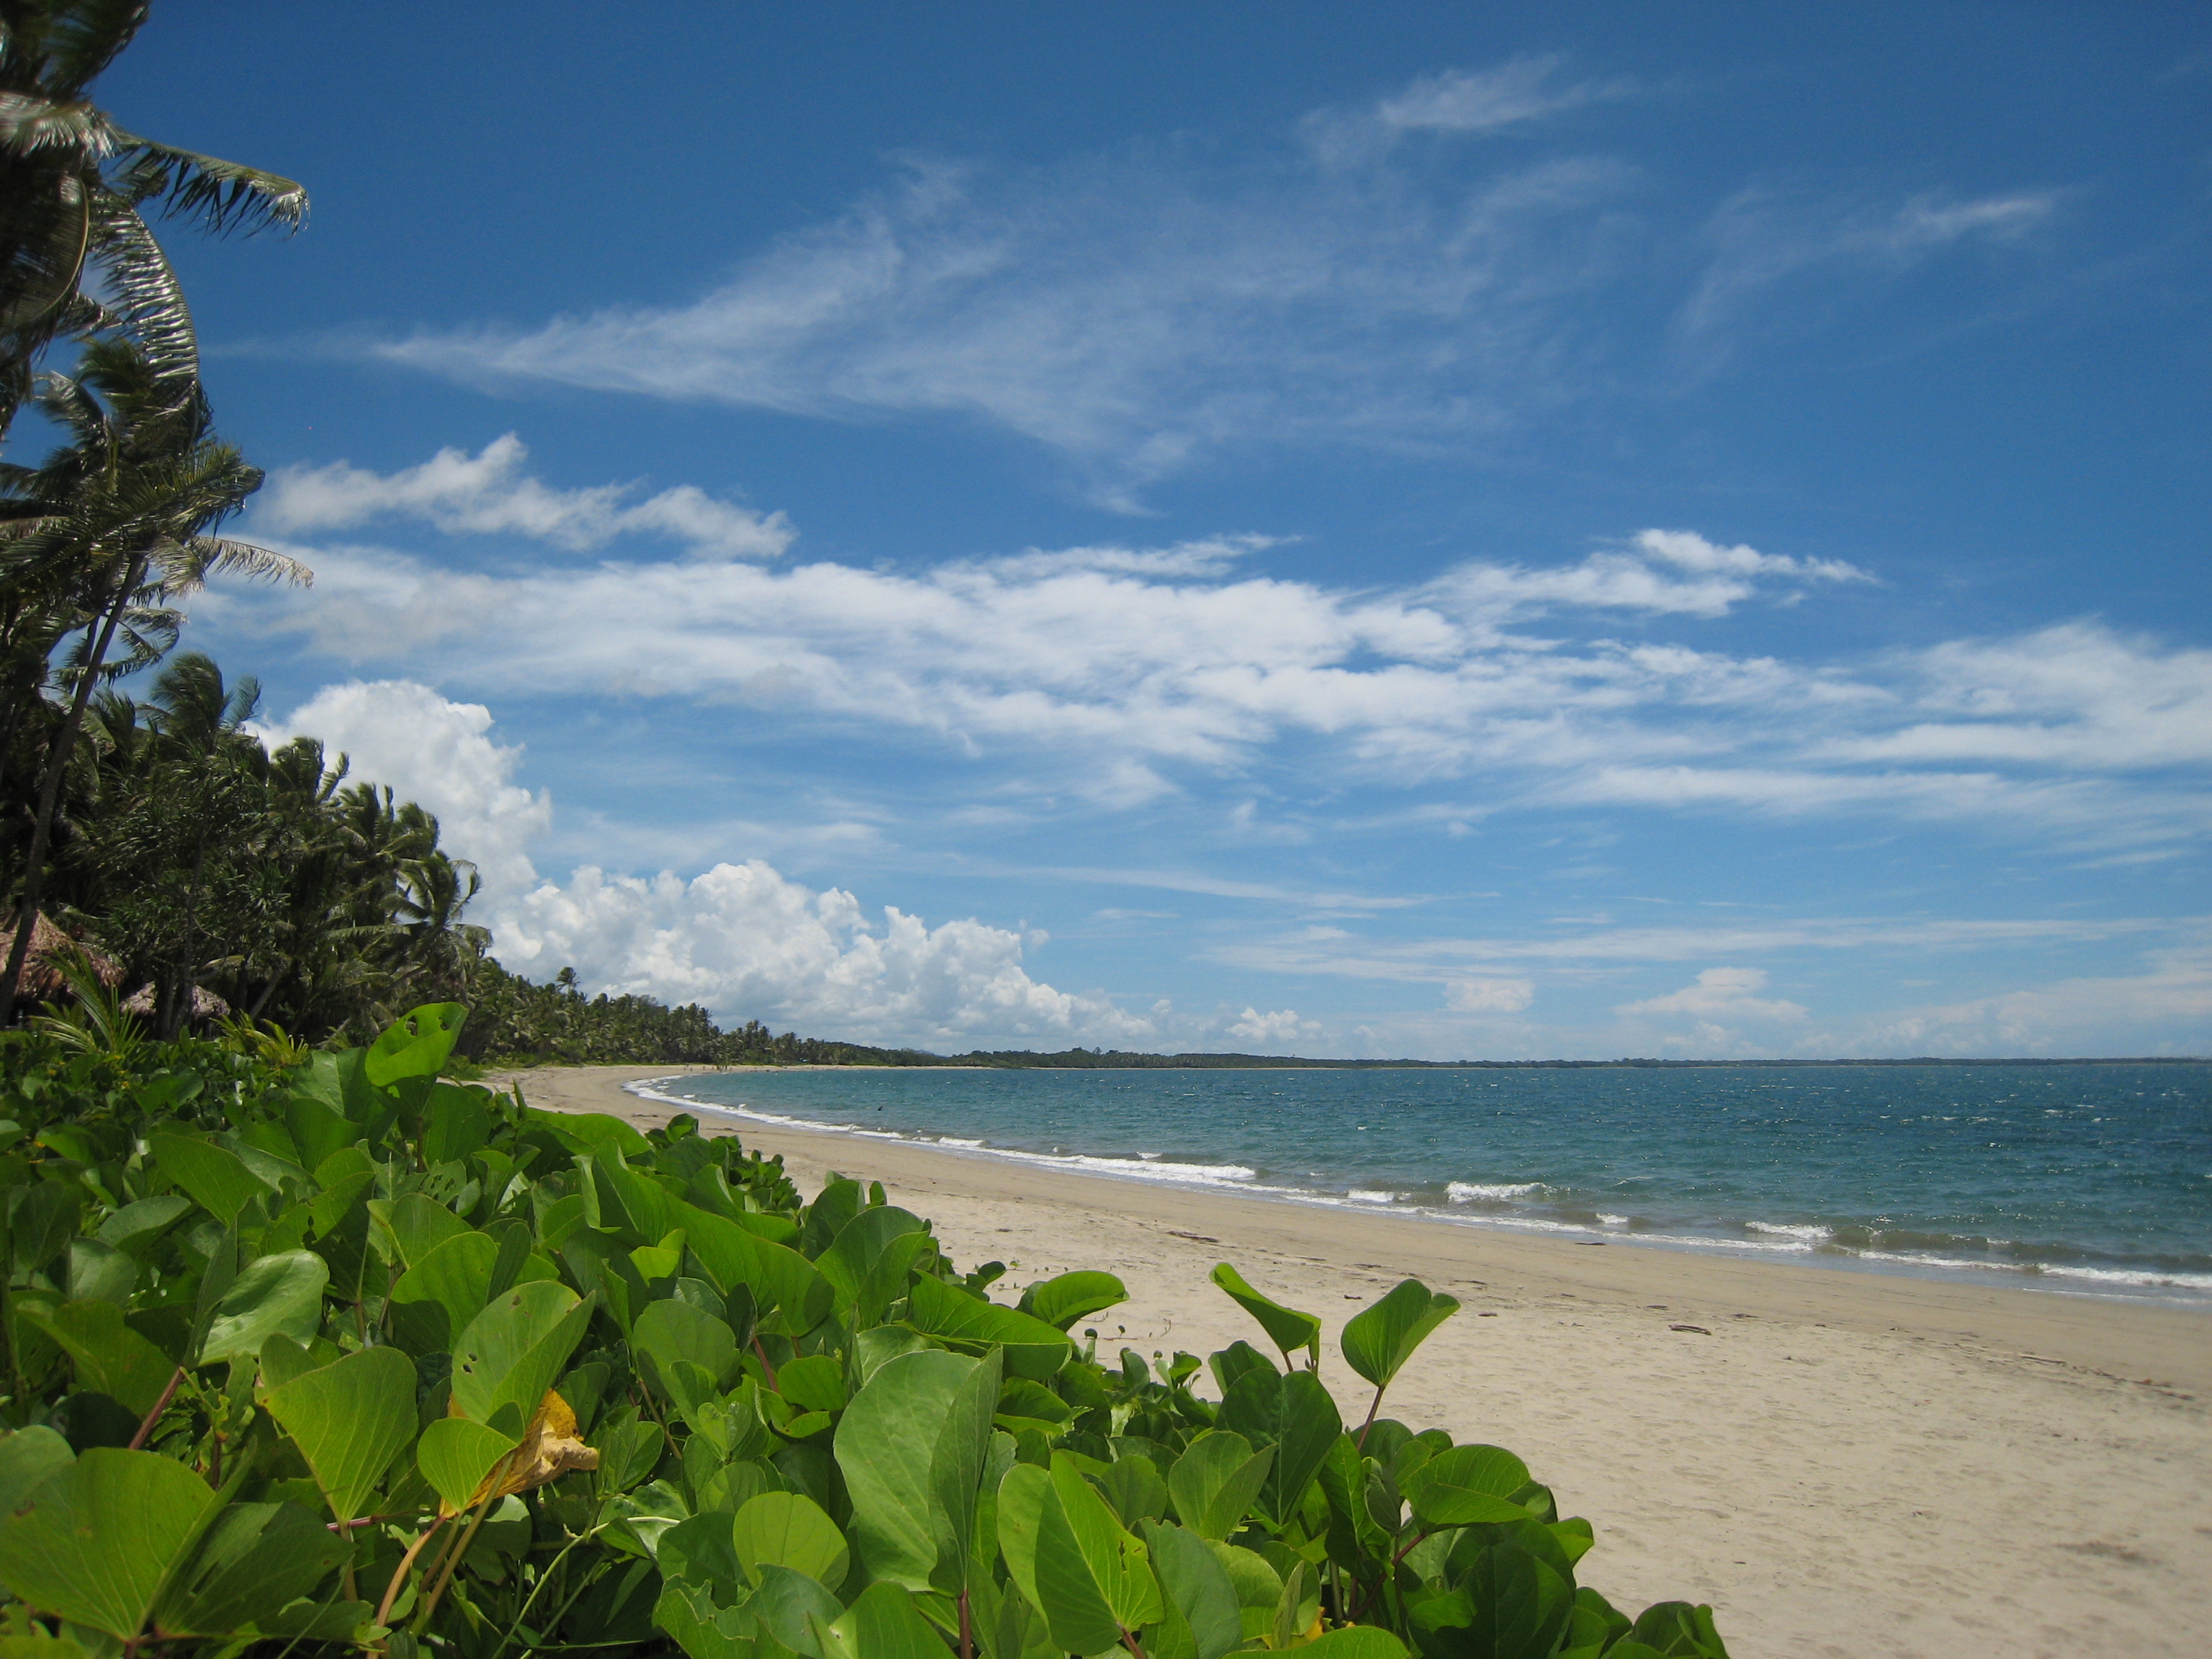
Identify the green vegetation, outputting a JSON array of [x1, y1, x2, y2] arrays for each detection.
[[0, 1002, 1730, 1659]]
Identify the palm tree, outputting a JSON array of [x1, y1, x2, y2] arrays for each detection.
[[0, 1, 305, 439], [0, 338, 307, 1023]]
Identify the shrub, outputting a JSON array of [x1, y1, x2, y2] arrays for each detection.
[[0, 1003, 1728, 1659]]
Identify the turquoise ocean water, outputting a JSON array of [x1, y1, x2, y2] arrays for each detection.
[[633, 1064, 2212, 1304]]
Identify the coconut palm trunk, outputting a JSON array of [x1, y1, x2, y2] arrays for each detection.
[[0, 543, 143, 1024]]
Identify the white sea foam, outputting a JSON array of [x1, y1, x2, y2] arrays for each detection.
[[1447, 1181, 1540, 1202], [1597, 1213, 1629, 1227], [1345, 1190, 1400, 1204], [1745, 1221, 1833, 1242]]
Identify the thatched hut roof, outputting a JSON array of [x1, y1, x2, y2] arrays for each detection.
[[10, 912, 124, 1002], [120, 983, 230, 1022]]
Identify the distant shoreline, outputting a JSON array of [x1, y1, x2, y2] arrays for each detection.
[[487, 1051, 2208, 1071]]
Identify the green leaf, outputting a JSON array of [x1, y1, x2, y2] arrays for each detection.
[[1166, 1431, 1275, 1543], [421, 1082, 492, 1165], [1209, 1264, 1321, 1366], [731, 1491, 849, 1590], [654, 1581, 753, 1659], [264, 1346, 418, 1525], [1142, 1520, 1242, 1659], [1216, 1367, 1341, 1529], [361, 1003, 467, 1088], [450, 1281, 593, 1432], [198, 1251, 328, 1368], [375, 1193, 474, 1267], [994, 1461, 1120, 1658], [1624, 1602, 1730, 1658], [416, 1416, 519, 1514], [0, 1448, 218, 1640], [1097, 1454, 1169, 1527], [905, 1276, 1074, 1380], [282, 1093, 359, 1172], [835, 1349, 984, 1592], [817, 1207, 929, 1309], [997, 1455, 1161, 1654], [658, 1511, 747, 1597], [63, 1239, 135, 1305], [151, 1499, 351, 1638], [1300, 1627, 1410, 1659], [0, 1428, 73, 1517], [148, 1135, 269, 1228], [533, 1108, 652, 1160], [1341, 1280, 1460, 1391], [777, 1353, 846, 1413], [95, 1195, 192, 1254], [828, 1579, 948, 1659], [1410, 1542, 1573, 1659], [15, 1300, 176, 1416], [635, 1298, 741, 1397], [681, 1204, 835, 1332], [1015, 1269, 1128, 1334], [1401, 1446, 1533, 1529], [9, 1181, 81, 1274], [386, 1228, 495, 1354]]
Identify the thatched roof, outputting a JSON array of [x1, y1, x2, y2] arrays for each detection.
[[10, 912, 124, 1002], [120, 983, 231, 1022]]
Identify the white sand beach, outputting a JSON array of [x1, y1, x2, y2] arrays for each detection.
[[495, 1064, 2212, 1659]]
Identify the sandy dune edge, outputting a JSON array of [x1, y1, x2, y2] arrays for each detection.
[[493, 1064, 2212, 1659]]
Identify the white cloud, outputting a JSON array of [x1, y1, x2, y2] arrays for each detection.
[[1223, 1006, 1317, 1045], [250, 679, 1149, 1048], [1863, 940, 2212, 1053], [363, 66, 2056, 496], [1376, 57, 1619, 135], [1444, 977, 1535, 1013], [248, 680, 553, 896], [1617, 966, 1808, 1022], [256, 434, 795, 562], [1681, 187, 2058, 343], [492, 862, 1152, 1049], [222, 484, 2212, 852]]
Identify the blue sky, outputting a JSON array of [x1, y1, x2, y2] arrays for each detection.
[[99, 3, 2211, 1056]]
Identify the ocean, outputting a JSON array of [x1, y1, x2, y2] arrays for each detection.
[[632, 1064, 2212, 1304]]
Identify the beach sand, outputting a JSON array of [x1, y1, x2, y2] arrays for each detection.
[[494, 1064, 2212, 1659]]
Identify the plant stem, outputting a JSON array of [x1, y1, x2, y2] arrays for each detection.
[[129, 1365, 186, 1449], [418, 1447, 523, 1629], [958, 1588, 971, 1659], [1355, 1382, 1386, 1450], [750, 1332, 778, 1390], [374, 1514, 448, 1630], [487, 1516, 605, 1659]]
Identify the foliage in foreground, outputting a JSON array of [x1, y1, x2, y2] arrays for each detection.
[[0, 1004, 1730, 1659]]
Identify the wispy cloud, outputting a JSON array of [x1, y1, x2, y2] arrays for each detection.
[[256, 434, 796, 561], [359, 59, 2051, 500], [215, 452, 2212, 853]]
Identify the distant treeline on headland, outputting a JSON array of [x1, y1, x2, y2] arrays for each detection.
[[477, 976, 2202, 1069]]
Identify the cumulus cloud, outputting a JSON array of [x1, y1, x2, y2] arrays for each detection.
[[1223, 1006, 1318, 1045], [256, 434, 795, 562], [493, 862, 1152, 1048], [251, 679, 1146, 1048], [1617, 966, 1808, 1022], [1444, 977, 1535, 1013], [248, 680, 553, 896]]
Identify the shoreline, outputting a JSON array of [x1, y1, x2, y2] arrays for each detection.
[[626, 1066, 2212, 1310], [492, 1064, 2211, 1657]]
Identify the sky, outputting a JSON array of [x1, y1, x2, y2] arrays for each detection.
[[83, 2, 2212, 1058]]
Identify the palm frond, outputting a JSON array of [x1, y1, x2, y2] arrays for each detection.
[[184, 532, 310, 587], [40, 0, 148, 99], [84, 189, 195, 391], [108, 127, 305, 235], [0, 91, 107, 160]]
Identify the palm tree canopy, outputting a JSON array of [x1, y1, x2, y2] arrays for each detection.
[[0, 1, 305, 432]]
